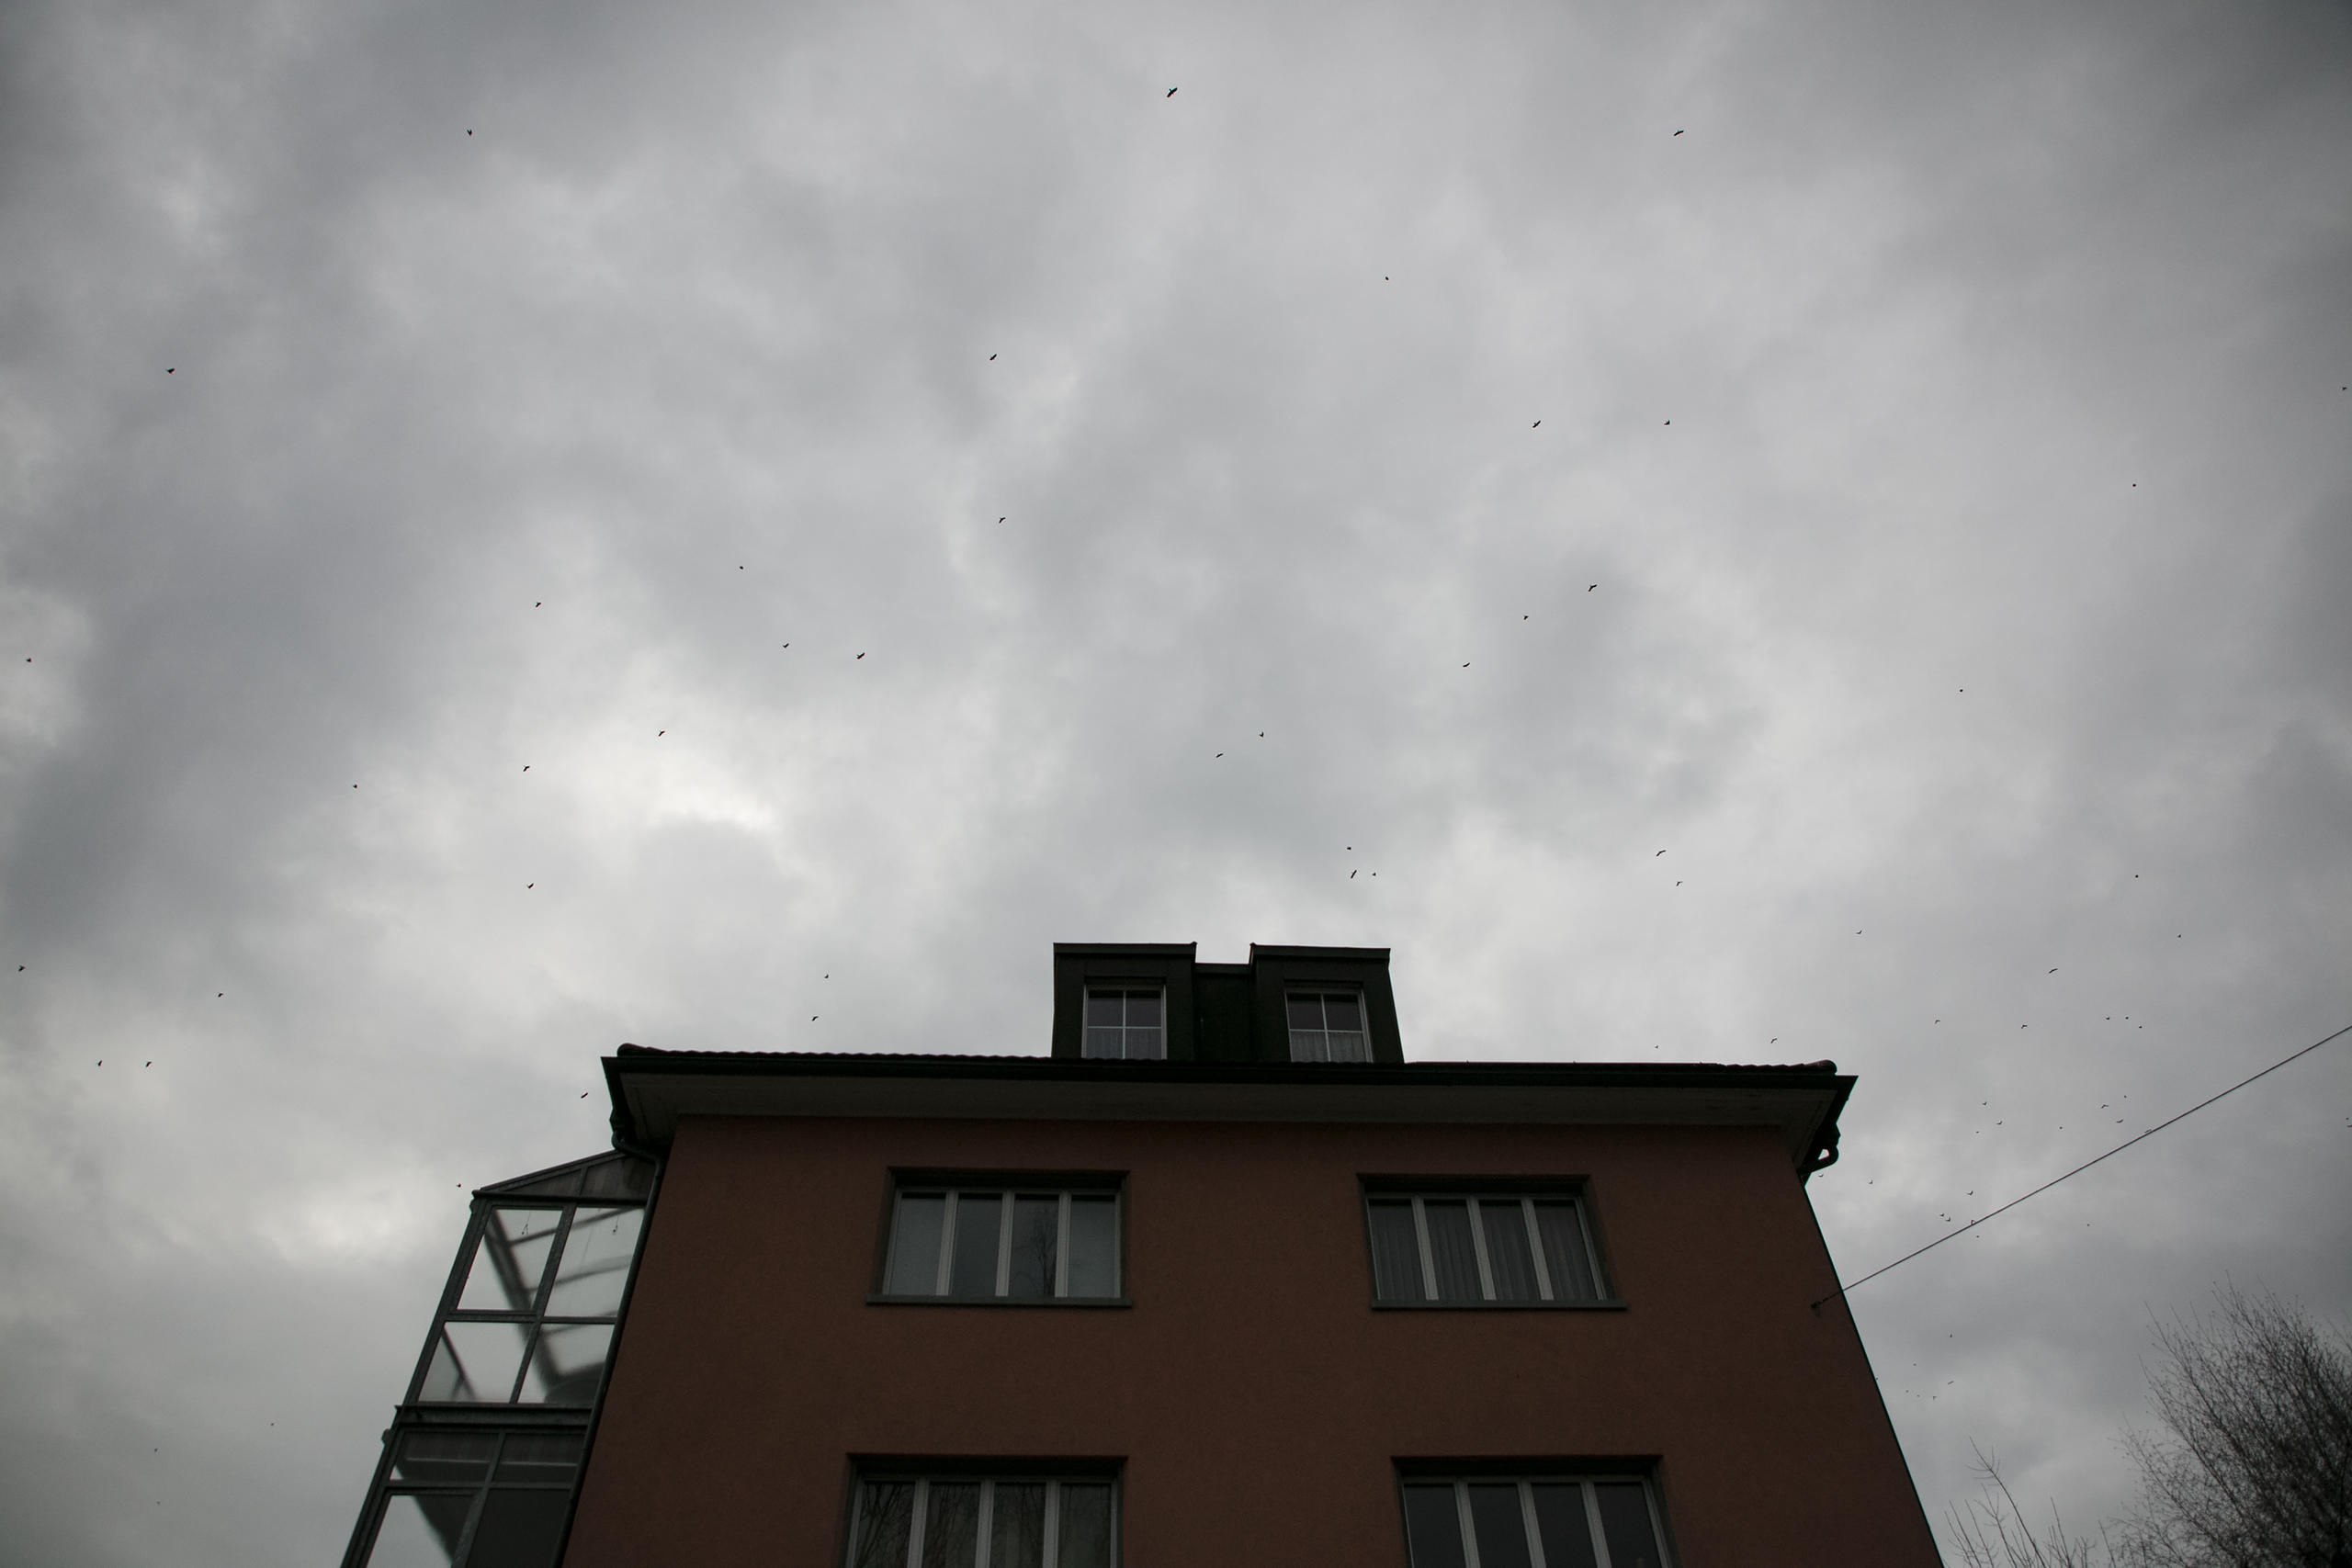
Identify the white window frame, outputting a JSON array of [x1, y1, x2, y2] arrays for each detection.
[[846, 1474, 1119, 1568], [1284, 987, 1371, 1063], [885, 1185, 1123, 1301], [1370, 1192, 1608, 1305], [1402, 1475, 1672, 1568], [1080, 986, 1166, 1060]]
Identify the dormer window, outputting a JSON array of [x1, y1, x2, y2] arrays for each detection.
[[1286, 990, 1369, 1063], [1082, 987, 1164, 1059]]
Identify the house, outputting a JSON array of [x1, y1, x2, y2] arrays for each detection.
[[342, 942, 1939, 1566]]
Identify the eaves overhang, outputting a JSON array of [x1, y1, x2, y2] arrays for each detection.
[[602, 1049, 1855, 1179]]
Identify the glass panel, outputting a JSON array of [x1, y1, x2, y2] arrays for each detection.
[[1593, 1483, 1665, 1568], [1082, 1027, 1123, 1059], [1085, 992, 1123, 1027], [516, 1323, 613, 1404], [1467, 1484, 1533, 1568], [365, 1493, 473, 1567], [1422, 1201, 1482, 1302], [989, 1483, 1048, 1568], [1325, 993, 1363, 1030], [575, 1158, 652, 1200], [1287, 994, 1323, 1030], [545, 1207, 642, 1317], [1325, 1030, 1370, 1062], [458, 1210, 566, 1314], [1533, 1202, 1599, 1303], [1479, 1201, 1541, 1303], [1367, 1201, 1424, 1302], [493, 1432, 583, 1484], [393, 1431, 496, 1486], [1289, 1028, 1329, 1064], [1530, 1484, 1600, 1568], [851, 1482, 916, 1568], [950, 1193, 1003, 1297], [1055, 1483, 1113, 1568], [1066, 1197, 1118, 1297], [922, 1482, 981, 1568], [465, 1489, 571, 1568], [1008, 1196, 1060, 1298], [1122, 990, 1160, 1026], [887, 1194, 947, 1294], [420, 1320, 530, 1403], [1123, 1025, 1162, 1059], [1400, 1484, 1468, 1568]]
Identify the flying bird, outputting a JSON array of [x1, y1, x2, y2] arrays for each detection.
[[1463, 662, 1470, 668], [1672, 129, 1684, 135], [989, 354, 997, 360], [1166, 87, 1177, 96], [1532, 420, 1541, 427], [581, 1091, 589, 1098], [1656, 849, 1666, 856], [658, 729, 664, 736], [857, 652, 865, 659], [1351, 871, 1357, 878], [1588, 584, 1596, 591], [2049, 967, 2057, 973]]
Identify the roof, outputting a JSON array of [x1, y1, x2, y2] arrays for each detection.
[[602, 1047, 1853, 1178]]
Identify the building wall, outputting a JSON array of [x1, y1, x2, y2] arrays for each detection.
[[562, 1114, 1939, 1566]]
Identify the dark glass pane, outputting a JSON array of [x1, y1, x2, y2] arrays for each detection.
[[1533, 1202, 1599, 1302], [1467, 1484, 1533, 1568], [1085, 992, 1123, 1027], [1479, 1201, 1540, 1302], [366, 1493, 473, 1566], [1400, 1484, 1468, 1568], [1325, 993, 1363, 1030], [922, 1482, 981, 1568], [887, 1194, 946, 1294], [1082, 1027, 1123, 1059], [575, 1158, 652, 1200], [458, 1210, 565, 1314], [545, 1206, 643, 1317], [1325, 1031, 1370, 1063], [1422, 1201, 1482, 1302], [1122, 990, 1160, 1026], [989, 1482, 1048, 1568], [1008, 1196, 1060, 1298], [1067, 1197, 1118, 1297], [1530, 1485, 1599, 1568], [1593, 1483, 1664, 1568], [1055, 1483, 1113, 1568], [465, 1489, 570, 1568], [1286, 994, 1322, 1030], [493, 1432, 582, 1484], [851, 1483, 916, 1568], [393, 1431, 496, 1486], [950, 1193, 1003, 1297], [420, 1321, 529, 1404], [1289, 1028, 1328, 1064], [517, 1323, 613, 1404], [1367, 1201, 1424, 1302]]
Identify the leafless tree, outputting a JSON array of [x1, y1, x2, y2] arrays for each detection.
[[1948, 1443, 2112, 1568]]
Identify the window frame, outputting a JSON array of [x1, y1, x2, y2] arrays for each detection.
[[842, 1466, 1122, 1568], [1284, 986, 1373, 1063], [356, 1423, 588, 1568], [1361, 1179, 1619, 1310], [870, 1171, 1130, 1306], [1080, 984, 1167, 1060], [1396, 1472, 1675, 1568]]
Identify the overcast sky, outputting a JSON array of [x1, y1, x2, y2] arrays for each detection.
[[2, 0, 2347, 1561]]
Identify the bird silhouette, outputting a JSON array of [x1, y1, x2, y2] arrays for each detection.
[[1532, 420, 1541, 428], [1588, 584, 1596, 592], [1656, 849, 1666, 856], [857, 653, 865, 660], [1166, 87, 1177, 96], [989, 354, 997, 360], [1673, 129, 1683, 135]]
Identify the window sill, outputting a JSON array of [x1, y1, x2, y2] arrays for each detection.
[[865, 1293, 1133, 1309], [1371, 1298, 1628, 1312]]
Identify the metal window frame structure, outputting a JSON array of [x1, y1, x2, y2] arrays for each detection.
[[845, 1471, 1122, 1568], [1284, 987, 1372, 1063], [1362, 1183, 1618, 1309], [1398, 1474, 1676, 1568], [1080, 986, 1166, 1060], [340, 1150, 659, 1568], [871, 1174, 1127, 1304]]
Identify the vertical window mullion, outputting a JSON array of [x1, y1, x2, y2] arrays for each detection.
[[995, 1191, 1015, 1296], [1582, 1482, 1613, 1568], [1453, 1482, 1484, 1568], [975, 1480, 995, 1568], [907, 1479, 929, 1568], [1522, 1200, 1555, 1303], [1519, 1481, 1549, 1568], [1467, 1199, 1498, 1301], [935, 1193, 957, 1296], [1055, 1193, 1072, 1298], [534, 1204, 577, 1317], [1411, 1199, 1438, 1302]]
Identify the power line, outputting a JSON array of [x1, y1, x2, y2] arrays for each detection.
[[1813, 1021, 2352, 1312]]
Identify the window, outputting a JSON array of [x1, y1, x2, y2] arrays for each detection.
[[359, 1427, 582, 1568], [880, 1183, 1122, 1301], [1287, 990, 1370, 1062], [416, 1201, 646, 1404], [1364, 1190, 1605, 1305], [1082, 988, 1163, 1059], [846, 1474, 1116, 1568], [1400, 1476, 1670, 1568]]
